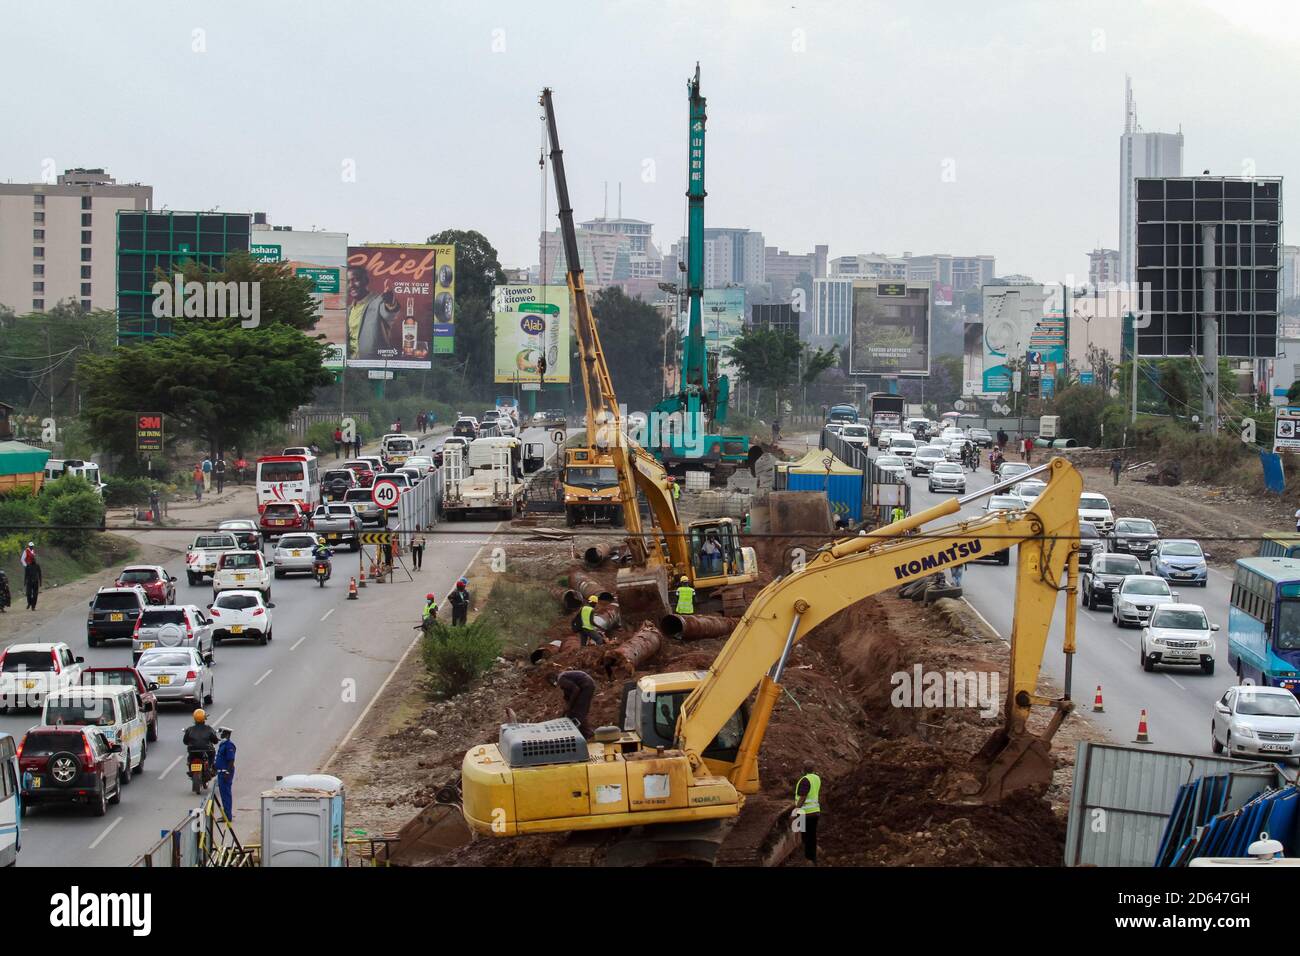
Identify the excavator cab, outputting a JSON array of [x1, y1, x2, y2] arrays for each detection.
[[687, 518, 756, 588]]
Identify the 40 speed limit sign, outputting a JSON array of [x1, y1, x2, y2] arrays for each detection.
[[371, 478, 401, 510]]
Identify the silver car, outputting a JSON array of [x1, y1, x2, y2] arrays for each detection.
[[1112, 575, 1179, 628], [1212, 685, 1300, 763], [136, 648, 213, 707], [927, 461, 967, 493], [272, 533, 323, 576], [133, 606, 214, 665]]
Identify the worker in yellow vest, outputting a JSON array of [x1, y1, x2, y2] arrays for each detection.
[[578, 594, 604, 646], [673, 575, 695, 614], [669, 477, 681, 501], [793, 763, 821, 865], [890, 504, 906, 524]]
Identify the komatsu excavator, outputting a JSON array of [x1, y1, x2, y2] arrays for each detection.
[[462, 453, 1084, 836], [541, 87, 756, 615]]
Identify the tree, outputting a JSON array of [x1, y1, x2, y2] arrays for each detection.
[[1052, 383, 1109, 446], [802, 345, 838, 386], [426, 229, 506, 389], [79, 324, 333, 465], [724, 327, 804, 415], [0, 304, 117, 415], [590, 287, 666, 410], [167, 250, 321, 331]]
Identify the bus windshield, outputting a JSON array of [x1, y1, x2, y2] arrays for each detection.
[[1277, 601, 1300, 650]]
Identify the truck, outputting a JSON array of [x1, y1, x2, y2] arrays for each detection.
[[441, 437, 545, 520], [866, 392, 906, 446], [185, 531, 240, 585], [307, 502, 362, 551], [44, 458, 105, 496], [1039, 415, 1060, 441]]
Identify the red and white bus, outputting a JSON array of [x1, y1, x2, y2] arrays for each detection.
[[255, 455, 320, 513]]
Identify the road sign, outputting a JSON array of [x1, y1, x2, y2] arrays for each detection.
[[371, 479, 401, 510], [1274, 407, 1300, 453], [359, 532, 393, 545], [954, 400, 966, 411], [551, 429, 565, 446]]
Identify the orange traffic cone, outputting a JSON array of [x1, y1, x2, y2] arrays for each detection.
[[348, 576, 358, 600], [1133, 709, 1151, 744], [1092, 685, 1105, 713], [358, 568, 367, 589]]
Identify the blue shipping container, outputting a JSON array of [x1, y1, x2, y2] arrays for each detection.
[[786, 471, 863, 522]]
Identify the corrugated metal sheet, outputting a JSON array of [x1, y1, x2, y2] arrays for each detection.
[[1065, 742, 1286, 867], [785, 472, 863, 522]]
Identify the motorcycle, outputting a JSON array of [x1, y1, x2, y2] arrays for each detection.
[[312, 555, 332, 587], [187, 748, 215, 794]]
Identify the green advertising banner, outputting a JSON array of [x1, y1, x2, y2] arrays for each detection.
[[250, 243, 282, 262], [295, 266, 340, 293], [492, 284, 572, 384]]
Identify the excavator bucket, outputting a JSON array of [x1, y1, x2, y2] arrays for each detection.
[[616, 564, 670, 616], [943, 704, 1072, 804]]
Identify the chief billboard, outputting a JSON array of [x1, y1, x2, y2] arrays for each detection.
[[849, 282, 930, 376], [493, 284, 571, 384], [345, 244, 455, 369]]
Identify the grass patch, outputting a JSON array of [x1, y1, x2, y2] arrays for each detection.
[[475, 576, 561, 657], [0, 534, 136, 588]]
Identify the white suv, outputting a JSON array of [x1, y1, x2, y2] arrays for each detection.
[[1078, 493, 1115, 534], [212, 549, 272, 601], [0, 643, 86, 712], [1140, 603, 1218, 674]]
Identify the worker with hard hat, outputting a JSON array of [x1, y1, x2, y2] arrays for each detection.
[[421, 593, 438, 635], [578, 594, 604, 646], [673, 575, 695, 615], [792, 761, 822, 865], [449, 577, 472, 626], [668, 476, 680, 501]]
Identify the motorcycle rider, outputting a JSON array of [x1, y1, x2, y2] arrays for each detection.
[[182, 709, 220, 785], [311, 539, 334, 579]]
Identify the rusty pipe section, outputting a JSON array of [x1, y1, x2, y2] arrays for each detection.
[[583, 544, 625, 568], [660, 613, 738, 641], [603, 622, 664, 678], [593, 602, 621, 632], [562, 574, 615, 610]]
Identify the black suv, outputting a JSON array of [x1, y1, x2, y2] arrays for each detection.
[[321, 469, 356, 502], [18, 726, 123, 816], [1077, 521, 1104, 567], [87, 586, 148, 648], [1080, 552, 1143, 609]]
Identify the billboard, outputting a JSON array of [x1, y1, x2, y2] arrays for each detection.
[[675, 288, 747, 375], [977, 285, 1052, 394], [345, 244, 455, 369], [492, 284, 571, 384], [849, 281, 930, 376], [251, 228, 348, 369]]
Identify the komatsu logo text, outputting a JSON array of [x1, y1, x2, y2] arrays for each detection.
[[894, 541, 983, 579]]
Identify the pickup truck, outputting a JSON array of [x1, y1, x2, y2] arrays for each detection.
[[308, 502, 362, 550], [185, 532, 241, 585], [343, 488, 387, 528]]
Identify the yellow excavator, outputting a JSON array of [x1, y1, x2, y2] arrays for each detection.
[[462, 453, 1083, 835], [541, 88, 755, 614]]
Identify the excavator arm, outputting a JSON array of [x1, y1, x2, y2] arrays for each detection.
[[679, 456, 1082, 802]]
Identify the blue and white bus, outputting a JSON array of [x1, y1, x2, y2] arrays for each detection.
[[1228, 557, 1300, 691], [0, 732, 19, 867]]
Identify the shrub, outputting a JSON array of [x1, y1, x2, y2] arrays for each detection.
[[420, 618, 503, 697], [46, 489, 105, 551], [0, 491, 43, 539], [103, 476, 156, 507]]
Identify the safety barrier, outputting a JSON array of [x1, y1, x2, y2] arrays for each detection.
[[131, 793, 252, 867]]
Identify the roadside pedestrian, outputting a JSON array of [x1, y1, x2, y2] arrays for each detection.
[[417, 412, 426, 434], [792, 763, 821, 865], [214, 456, 226, 494], [19, 541, 35, 568], [333, 427, 343, 458], [577, 594, 604, 646], [149, 488, 162, 525], [428, 410, 437, 429], [235, 457, 248, 484], [1295, 507, 1300, 533], [949, 562, 965, 589], [0, 568, 11, 612], [353, 437, 363, 458], [421, 593, 438, 635], [1021, 436, 1031, 463], [996, 428, 1008, 450], [201, 455, 213, 492], [410, 525, 426, 570], [23, 557, 42, 611], [214, 727, 236, 822], [193, 463, 204, 501], [449, 578, 471, 626], [548, 669, 596, 739], [1110, 454, 1123, 487]]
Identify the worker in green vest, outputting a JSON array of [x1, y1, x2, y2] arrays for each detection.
[[890, 504, 906, 524], [578, 594, 604, 646], [673, 575, 695, 614], [792, 763, 821, 865], [669, 477, 681, 501], [420, 593, 438, 636]]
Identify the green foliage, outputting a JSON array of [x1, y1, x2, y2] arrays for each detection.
[[591, 287, 668, 410], [45, 488, 104, 551], [801, 345, 839, 385], [1051, 384, 1109, 446], [1287, 380, 1300, 404], [420, 618, 503, 697], [725, 327, 804, 415], [0, 304, 117, 415], [0, 490, 43, 539], [475, 578, 558, 655], [167, 250, 321, 332], [102, 476, 158, 507]]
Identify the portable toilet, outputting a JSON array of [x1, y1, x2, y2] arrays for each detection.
[[260, 774, 346, 867]]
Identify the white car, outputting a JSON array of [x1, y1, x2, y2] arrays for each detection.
[[1015, 480, 1047, 506], [1212, 685, 1300, 762], [839, 424, 871, 449], [1078, 492, 1115, 534], [272, 533, 324, 576], [928, 461, 967, 493], [1112, 574, 1179, 628], [984, 494, 1025, 514], [209, 590, 274, 645], [0, 643, 86, 712], [875, 429, 897, 449], [996, 461, 1032, 484], [911, 446, 946, 476], [136, 648, 213, 707], [1140, 603, 1218, 674], [404, 455, 436, 475], [212, 549, 272, 601], [875, 455, 908, 480], [186, 531, 241, 585], [890, 437, 918, 461]]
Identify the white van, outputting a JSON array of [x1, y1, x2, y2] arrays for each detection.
[[0, 733, 18, 866], [41, 685, 148, 778]]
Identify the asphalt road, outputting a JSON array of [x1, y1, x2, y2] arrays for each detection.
[[885, 447, 1236, 756], [2, 425, 560, 866]]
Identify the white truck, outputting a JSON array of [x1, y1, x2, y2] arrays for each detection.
[[185, 531, 240, 585], [441, 437, 545, 520], [44, 459, 106, 496]]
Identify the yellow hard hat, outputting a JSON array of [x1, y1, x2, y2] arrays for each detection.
[[193, 709, 207, 723], [588, 595, 599, 604], [680, 575, 689, 584]]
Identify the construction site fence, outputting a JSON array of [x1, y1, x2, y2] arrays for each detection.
[[794, 429, 909, 528]]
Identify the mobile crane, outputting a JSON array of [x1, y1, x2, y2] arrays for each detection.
[[542, 87, 757, 613], [462, 455, 1083, 835]]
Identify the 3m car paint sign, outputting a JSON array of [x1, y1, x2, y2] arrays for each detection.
[[345, 244, 455, 369]]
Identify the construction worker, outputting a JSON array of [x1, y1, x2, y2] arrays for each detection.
[[449, 578, 471, 626], [421, 593, 438, 635], [890, 504, 906, 524], [547, 669, 596, 739], [214, 727, 236, 821], [673, 575, 695, 614], [792, 763, 822, 865], [578, 594, 604, 646], [668, 476, 680, 501]]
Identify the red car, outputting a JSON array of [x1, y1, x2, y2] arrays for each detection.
[[342, 460, 375, 487], [18, 725, 124, 817], [114, 565, 177, 605], [259, 502, 308, 541], [80, 666, 159, 742]]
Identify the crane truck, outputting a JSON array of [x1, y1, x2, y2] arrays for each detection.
[[541, 86, 757, 612], [462, 454, 1083, 837]]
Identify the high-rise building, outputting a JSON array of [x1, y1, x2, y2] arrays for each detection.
[[668, 228, 765, 289], [539, 227, 633, 289], [829, 253, 993, 291], [831, 254, 906, 280], [812, 276, 857, 344], [1281, 245, 1300, 303], [1118, 76, 1183, 286], [0, 168, 152, 314], [578, 217, 661, 279], [1088, 248, 1120, 287], [764, 244, 828, 299], [750, 303, 801, 337]]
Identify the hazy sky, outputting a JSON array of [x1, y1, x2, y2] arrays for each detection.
[[3, 0, 1297, 283]]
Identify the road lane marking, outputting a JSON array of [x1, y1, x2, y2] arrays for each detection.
[[1164, 673, 1186, 690], [290, 634, 307, 650], [213, 708, 232, 725], [1116, 637, 1135, 651], [320, 608, 334, 623], [158, 755, 183, 780], [253, 669, 273, 686], [88, 817, 122, 850]]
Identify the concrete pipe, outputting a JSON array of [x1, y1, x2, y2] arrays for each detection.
[[603, 623, 664, 678], [660, 613, 738, 640]]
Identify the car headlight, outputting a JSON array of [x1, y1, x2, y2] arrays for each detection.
[[1119, 601, 1134, 611], [1199, 639, 1213, 647], [1235, 725, 1256, 739]]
